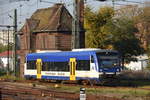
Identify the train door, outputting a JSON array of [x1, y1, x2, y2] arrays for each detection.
[[69, 58, 76, 81], [36, 59, 42, 79]]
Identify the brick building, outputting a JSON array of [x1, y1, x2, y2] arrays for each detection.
[[19, 4, 74, 77]]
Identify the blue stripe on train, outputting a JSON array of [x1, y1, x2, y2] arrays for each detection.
[[24, 75, 100, 82], [42, 75, 70, 80]]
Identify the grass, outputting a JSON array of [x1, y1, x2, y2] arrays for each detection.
[[141, 86, 150, 89], [0, 75, 149, 99], [47, 84, 150, 99], [1, 71, 150, 100], [0, 75, 25, 81]]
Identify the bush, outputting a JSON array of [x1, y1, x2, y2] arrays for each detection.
[[0, 68, 7, 76], [145, 62, 150, 70], [119, 70, 150, 80], [0, 74, 25, 81]]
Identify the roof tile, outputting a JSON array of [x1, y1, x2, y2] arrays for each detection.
[[28, 3, 72, 32]]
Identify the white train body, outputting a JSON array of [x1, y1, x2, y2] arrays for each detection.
[[24, 49, 122, 83]]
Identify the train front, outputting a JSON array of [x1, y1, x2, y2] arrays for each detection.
[[96, 51, 122, 78]]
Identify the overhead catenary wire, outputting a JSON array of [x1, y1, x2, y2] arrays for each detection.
[[0, 0, 147, 28], [38, 0, 73, 10], [0, 0, 30, 6], [85, 0, 145, 8], [114, 2, 130, 6], [0, 1, 31, 28], [124, 0, 145, 4], [26, 0, 38, 7], [39, 0, 73, 7], [39, 0, 58, 4], [0, 4, 24, 16], [0, 9, 14, 16]]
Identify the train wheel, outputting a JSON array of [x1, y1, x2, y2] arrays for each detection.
[[89, 80, 96, 86], [99, 81, 105, 86], [82, 80, 90, 85], [56, 80, 62, 83]]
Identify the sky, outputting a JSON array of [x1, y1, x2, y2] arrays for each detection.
[[0, 0, 148, 30]]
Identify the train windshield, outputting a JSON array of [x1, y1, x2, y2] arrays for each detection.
[[96, 52, 120, 68]]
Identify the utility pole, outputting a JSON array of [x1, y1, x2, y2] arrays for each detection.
[[14, 9, 18, 77], [72, 0, 85, 49], [7, 26, 10, 76], [0, 25, 14, 75], [0, 10, 17, 76], [72, 0, 79, 49], [112, 0, 115, 9]]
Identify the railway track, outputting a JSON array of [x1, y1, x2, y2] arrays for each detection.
[[1, 78, 150, 91], [0, 81, 123, 100], [24, 79, 150, 91]]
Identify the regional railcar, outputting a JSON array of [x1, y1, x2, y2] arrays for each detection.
[[24, 49, 122, 83]]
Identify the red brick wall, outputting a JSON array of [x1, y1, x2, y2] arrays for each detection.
[[19, 31, 71, 77], [35, 33, 71, 50], [20, 23, 31, 50]]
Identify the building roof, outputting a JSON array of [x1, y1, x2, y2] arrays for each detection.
[[0, 51, 13, 57], [0, 51, 19, 57], [26, 3, 72, 33]]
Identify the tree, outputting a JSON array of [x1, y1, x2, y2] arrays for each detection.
[[0, 43, 13, 53], [0, 43, 7, 53], [84, 6, 144, 65], [84, 6, 114, 48], [134, 4, 150, 51], [114, 4, 150, 51], [108, 18, 144, 64], [115, 5, 141, 20]]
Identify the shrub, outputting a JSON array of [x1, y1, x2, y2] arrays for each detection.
[[0, 68, 7, 76], [119, 70, 150, 80]]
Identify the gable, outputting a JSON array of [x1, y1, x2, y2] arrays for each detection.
[[29, 3, 72, 33]]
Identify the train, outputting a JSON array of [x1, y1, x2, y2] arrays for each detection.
[[24, 48, 122, 84]]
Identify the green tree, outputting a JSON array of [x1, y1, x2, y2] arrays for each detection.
[[115, 3, 150, 51], [84, 6, 144, 65], [145, 64, 150, 70], [134, 4, 150, 51], [84, 6, 114, 49], [108, 18, 144, 64], [0, 43, 7, 53], [0, 43, 13, 53]]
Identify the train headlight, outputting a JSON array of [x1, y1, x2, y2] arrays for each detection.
[[99, 69, 103, 72], [117, 69, 119, 72]]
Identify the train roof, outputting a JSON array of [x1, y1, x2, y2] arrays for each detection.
[[27, 49, 117, 56], [26, 49, 118, 62]]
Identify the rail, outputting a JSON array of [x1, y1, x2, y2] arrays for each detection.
[[0, 82, 123, 100]]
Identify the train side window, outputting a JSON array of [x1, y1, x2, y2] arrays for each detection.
[[46, 61, 69, 72], [27, 61, 36, 69], [91, 56, 94, 63], [76, 60, 90, 71], [49, 62, 54, 71], [42, 62, 49, 71]]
